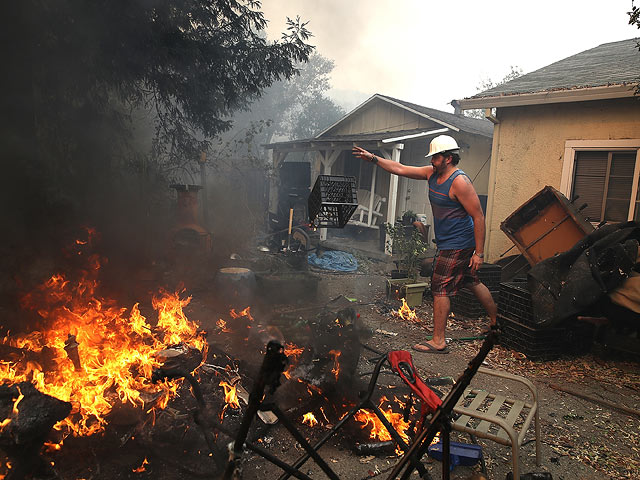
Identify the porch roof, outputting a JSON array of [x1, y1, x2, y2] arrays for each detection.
[[263, 127, 451, 152]]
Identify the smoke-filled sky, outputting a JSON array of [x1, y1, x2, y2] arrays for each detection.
[[262, 0, 639, 112]]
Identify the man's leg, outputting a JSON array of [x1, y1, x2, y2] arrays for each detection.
[[468, 282, 497, 326], [429, 295, 451, 349]]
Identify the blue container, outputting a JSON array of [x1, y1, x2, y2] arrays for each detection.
[[427, 441, 483, 471]]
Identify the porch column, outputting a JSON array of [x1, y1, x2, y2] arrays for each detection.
[[367, 163, 378, 227], [384, 143, 404, 255]]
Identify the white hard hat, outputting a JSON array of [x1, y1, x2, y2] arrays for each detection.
[[425, 135, 460, 157]]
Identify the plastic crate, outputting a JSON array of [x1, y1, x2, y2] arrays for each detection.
[[498, 280, 535, 326], [497, 314, 593, 360], [308, 175, 358, 228], [451, 288, 499, 319], [477, 264, 503, 291]]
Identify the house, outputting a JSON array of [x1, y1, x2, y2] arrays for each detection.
[[457, 38, 640, 262], [265, 94, 493, 249]]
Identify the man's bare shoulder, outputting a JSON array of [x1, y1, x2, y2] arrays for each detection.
[[452, 171, 473, 188], [424, 165, 436, 180]]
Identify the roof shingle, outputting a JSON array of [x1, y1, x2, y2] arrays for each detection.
[[467, 38, 640, 99]]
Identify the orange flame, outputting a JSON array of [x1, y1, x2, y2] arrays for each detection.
[[12, 386, 23, 415], [219, 381, 240, 409], [329, 350, 341, 381], [0, 233, 206, 437], [219, 381, 240, 420], [301, 412, 318, 427], [354, 396, 411, 450], [283, 343, 304, 379], [392, 298, 420, 324], [229, 306, 253, 322], [216, 319, 232, 333], [132, 457, 148, 473]]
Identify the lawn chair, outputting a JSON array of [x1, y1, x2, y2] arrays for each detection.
[[452, 367, 541, 480], [349, 189, 386, 228]]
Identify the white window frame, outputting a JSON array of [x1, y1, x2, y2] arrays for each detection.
[[560, 140, 640, 222]]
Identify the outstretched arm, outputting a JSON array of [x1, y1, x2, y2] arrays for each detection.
[[352, 146, 432, 180], [451, 174, 486, 272]]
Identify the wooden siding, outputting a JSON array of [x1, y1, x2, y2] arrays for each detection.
[[326, 100, 436, 136]]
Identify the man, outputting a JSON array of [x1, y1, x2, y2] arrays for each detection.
[[352, 135, 497, 353]]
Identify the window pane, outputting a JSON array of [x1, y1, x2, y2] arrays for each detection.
[[607, 176, 633, 200], [610, 152, 636, 175], [573, 151, 606, 221], [573, 150, 637, 224], [605, 199, 630, 222]]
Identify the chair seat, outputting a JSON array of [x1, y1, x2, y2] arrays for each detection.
[[451, 367, 540, 479], [349, 189, 386, 228]]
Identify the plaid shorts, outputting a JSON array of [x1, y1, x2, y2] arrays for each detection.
[[431, 247, 480, 297]]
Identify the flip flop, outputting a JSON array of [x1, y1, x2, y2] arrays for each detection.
[[412, 343, 449, 354]]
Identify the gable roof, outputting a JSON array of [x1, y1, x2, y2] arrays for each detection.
[[458, 38, 640, 109], [317, 93, 494, 138]]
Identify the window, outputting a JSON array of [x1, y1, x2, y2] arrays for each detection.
[[561, 140, 640, 224]]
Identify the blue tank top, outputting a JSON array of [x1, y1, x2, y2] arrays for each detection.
[[428, 169, 475, 250]]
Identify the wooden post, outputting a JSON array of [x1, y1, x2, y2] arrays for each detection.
[[384, 144, 404, 254]]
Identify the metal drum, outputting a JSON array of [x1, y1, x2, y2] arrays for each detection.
[[214, 267, 256, 308]]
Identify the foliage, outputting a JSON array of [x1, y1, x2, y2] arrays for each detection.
[[401, 210, 417, 223], [464, 66, 523, 119], [1, 0, 314, 241], [630, 1, 640, 95], [384, 223, 427, 281], [226, 54, 345, 152]]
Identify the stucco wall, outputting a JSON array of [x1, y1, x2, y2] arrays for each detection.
[[485, 97, 640, 261]]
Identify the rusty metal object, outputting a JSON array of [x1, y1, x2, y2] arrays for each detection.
[[63, 333, 81, 371]]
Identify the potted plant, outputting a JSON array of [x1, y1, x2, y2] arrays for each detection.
[[384, 222, 429, 306], [401, 210, 417, 226], [385, 222, 427, 280]]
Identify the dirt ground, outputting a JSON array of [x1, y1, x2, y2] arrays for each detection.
[[4, 250, 639, 480], [223, 263, 639, 480]]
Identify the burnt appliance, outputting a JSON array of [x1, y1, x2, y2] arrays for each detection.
[[169, 183, 212, 256]]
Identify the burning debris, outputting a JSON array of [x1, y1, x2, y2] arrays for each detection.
[[0, 382, 71, 479], [0, 230, 215, 476], [392, 298, 421, 324], [0, 229, 376, 478]]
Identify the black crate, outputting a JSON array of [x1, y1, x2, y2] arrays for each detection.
[[497, 314, 594, 360], [477, 264, 503, 291], [308, 175, 358, 228], [498, 280, 535, 326], [451, 288, 499, 319]]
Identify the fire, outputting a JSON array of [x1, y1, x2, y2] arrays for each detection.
[[354, 396, 411, 449], [0, 231, 207, 437], [329, 350, 341, 381], [219, 380, 240, 420], [12, 386, 23, 415], [229, 306, 253, 322], [283, 343, 305, 379], [216, 318, 232, 333], [301, 412, 318, 427], [219, 381, 240, 409], [132, 457, 148, 473], [392, 298, 420, 324]]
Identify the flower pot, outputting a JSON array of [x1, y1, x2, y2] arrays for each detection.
[[402, 282, 429, 307], [386, 278, 412, 301], [391, 269, 408, 279]]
